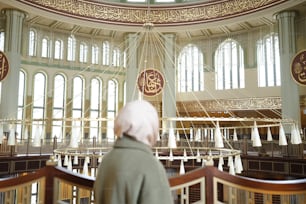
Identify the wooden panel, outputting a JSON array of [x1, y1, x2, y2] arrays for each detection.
[[290, 163, 303, 174], [273, 162, 285, 172], [261, 162, 272, 171], [28, 160, 41, 170], [248, 160, 259, 170], [15, 161, 27, 171], [0, 162, 9, 173]]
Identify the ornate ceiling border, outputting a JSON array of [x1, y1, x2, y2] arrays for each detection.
[[16, 0, 288, 27], [177, 97, 281, 112]]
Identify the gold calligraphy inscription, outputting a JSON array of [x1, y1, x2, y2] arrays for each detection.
[[137, 68, 164, 97], [18, 0, 285, 26], [0, 51, 9, 81], [291, 50, 306, 86]]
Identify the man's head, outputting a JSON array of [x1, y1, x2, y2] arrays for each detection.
[[114, 100, 159, 147]]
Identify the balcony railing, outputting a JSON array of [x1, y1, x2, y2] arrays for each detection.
[[1, 136, 305, 158], [0, 158, 306, 204]]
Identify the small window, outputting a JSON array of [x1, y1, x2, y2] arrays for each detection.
[[28, 29, 37, 56]]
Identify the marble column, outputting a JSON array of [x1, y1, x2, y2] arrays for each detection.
[[0, 9, 26, 131], [276, 11, 300, 130], [125, 33, 139, 102], [162, 34, 176, 131]]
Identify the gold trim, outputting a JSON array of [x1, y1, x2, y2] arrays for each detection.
[[17, 0, 287, 26], [177, 97, 281, 112]]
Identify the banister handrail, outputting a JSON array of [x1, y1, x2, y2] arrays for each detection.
[[169, 165, 306, 192], [1, 165, 306, 203]]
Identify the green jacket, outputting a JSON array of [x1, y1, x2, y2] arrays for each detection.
[[94, 136, 173, 204]]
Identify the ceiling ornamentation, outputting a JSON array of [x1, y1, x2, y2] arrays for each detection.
[[17, 0, 288, 27]]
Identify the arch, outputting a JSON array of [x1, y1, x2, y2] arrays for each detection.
[[215, 38, 245, 90], [178, 43, 204, 92]]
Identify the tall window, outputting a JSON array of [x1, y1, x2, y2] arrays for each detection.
[[54, 39, 63, 60], [215, 38, 245, 90], [178, 44, 204, 92], [28, 29, 37, 56], [67, 35, 76, 61], [90, 78, 102, 139], [257, 33, 281, 87], [112, 47, 120, 66], [0, 32, 4, 51], [107, 79, 118, 141], [79, 42, 88, 63], [52, 74, 66, 140], [72, 76, 84, 139], [92, 44, 99, 64], [102, 41, 110, 65], [32, 72, 46, 139], [17, 70, 26, 141], [41, 37, 50, 58]]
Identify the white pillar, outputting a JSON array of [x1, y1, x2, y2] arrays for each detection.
[[0, 9, 26, 131], [125, 33, 139, 102], [276, 11, 300, 129], [162, 34, 176, 129]]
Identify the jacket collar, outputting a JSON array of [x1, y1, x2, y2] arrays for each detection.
[[114, 135, 153, 155]]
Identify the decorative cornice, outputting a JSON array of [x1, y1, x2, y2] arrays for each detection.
[[16, 0, 288, 27], [177, 97, 281, 112]]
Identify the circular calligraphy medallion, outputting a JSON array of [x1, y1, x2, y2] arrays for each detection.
[[137, 68, 164, 96], [291, 50, 306, 86], [0, 51, 9, 82]]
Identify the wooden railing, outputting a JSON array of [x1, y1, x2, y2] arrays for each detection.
[[0, 159, 306, 204]]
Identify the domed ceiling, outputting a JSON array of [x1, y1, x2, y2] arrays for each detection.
[[0, 0, 305, 40]]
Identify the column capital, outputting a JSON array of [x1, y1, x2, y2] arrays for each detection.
[[275, 10, 297, 20], [2, 8, 27, 19]]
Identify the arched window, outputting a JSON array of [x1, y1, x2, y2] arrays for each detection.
[[92, 44, 99, 64], [67, 35, 76, 61], [90, 78, 102, 139], [178, 44, 204, 92], [107, 79, 118, 141], [0, 32, 4, 51], [112, 47, 120, 66], [17, 70, 26, 140], [72, 76, 84, 138], [102, 41, 110, 66], [41, 37, 50, 58], [257, 33, 281, 87], [52, 74, 66, 140], [28, 29, 37, 56], [215, 38, 245, 90], [79, 42, 88, 63], [32, 72, 46, 139], [54, 39, 63, 60]]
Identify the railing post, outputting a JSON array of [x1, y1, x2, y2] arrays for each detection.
[[45, 155, 57, 204], [205, 166, 214, 204]]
